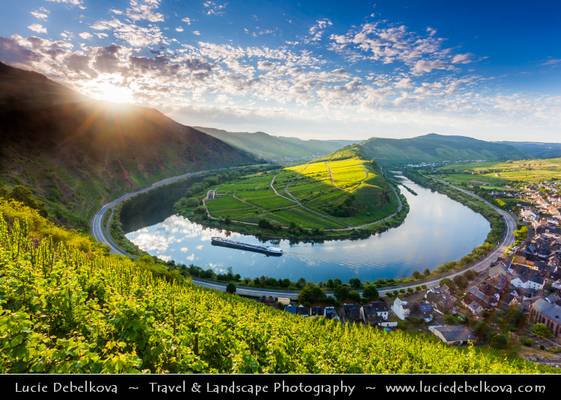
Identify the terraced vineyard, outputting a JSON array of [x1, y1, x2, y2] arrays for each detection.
[[202, 147, 401, 236], [0, 200, 550, 373]]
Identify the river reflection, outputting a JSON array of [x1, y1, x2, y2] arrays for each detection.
[[126, 177, 490, 282]]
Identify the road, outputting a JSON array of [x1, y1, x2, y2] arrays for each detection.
[[91, 171, 516, 301]]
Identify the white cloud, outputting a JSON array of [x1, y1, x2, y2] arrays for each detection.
[[126, 0, 164, 23], [2, 5, 559, 142], [181, 16, 192, 25], [329, 21, 467, 76], [203, 1, 227, 16], [306, 18, 333, 43], [79, 32, 93, 40], [31, 8, 50, 21], [28, 24, 48, 34], [46, 0, 86, 9], [91, 18, 166, 47], [452, 53, 472, 64], [176, 26, 184, 32]]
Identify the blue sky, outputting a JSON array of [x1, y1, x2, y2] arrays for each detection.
[[1, 0, 560, 141]]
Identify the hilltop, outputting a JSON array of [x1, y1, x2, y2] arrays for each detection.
[[195, 126, 356, 163], [0, 62, 257, 228], [176, 145, 405, 239], [359, 133, 526, 166]]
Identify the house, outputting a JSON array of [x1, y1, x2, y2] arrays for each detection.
[[284, 304, 297, 314], [510, 274, 545, 291], [277, 297, 291, 306], [391, 297, 411, 320], [417, 302, 434, 323], [296, 305, 309, 316], [323, 306, 340, 321], [428, 325, 476, 345], [310, 306, 325, 316], [466, 301, 484, 316], [488, 261, 509, 279], [425, 286, 456, 315], [465, 286, 492, 308], [342, 304, 361, 323], [360, 300, 395, 327], [529, 298, 561, 337], [508, 264, 546, 291]]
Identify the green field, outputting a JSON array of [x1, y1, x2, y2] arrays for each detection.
[[202, 147, 401, 236], [425, 158, 561, 211], [437, 158, 561, 184]]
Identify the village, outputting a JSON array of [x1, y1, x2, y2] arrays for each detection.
[[256, 178, 561, 366]]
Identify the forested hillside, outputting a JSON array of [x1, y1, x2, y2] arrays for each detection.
[[0, 62, 256, 228], [360, 133, 526, 166], [196, 126, 356, 163], [0, 199, 548, 373]]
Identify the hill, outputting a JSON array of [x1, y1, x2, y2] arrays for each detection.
[[0, 199, 548, 373], [0, 62, 257, 228], [498, 141, 561, 159], [359, 133, 526, 166], [195, 126, 356, 163], [176, 145, 405, 239]]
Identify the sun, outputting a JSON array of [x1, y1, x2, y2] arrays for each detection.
[[88, 80, 134, 104]]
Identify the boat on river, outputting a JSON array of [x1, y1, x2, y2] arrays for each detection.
[[211, 237, 283, 256]]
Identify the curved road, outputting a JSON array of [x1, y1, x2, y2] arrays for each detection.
[[91, 170, 516, 300]]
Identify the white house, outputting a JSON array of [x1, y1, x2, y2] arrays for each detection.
[[510, 276, 545, 291], [391, 297, 410, 320]]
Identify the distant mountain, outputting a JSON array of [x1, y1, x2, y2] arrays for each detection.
[[497, 141, 561, 159], [195, 126, 357, 163], [0, 62, 257, 228], [359, 133, 526, 166]]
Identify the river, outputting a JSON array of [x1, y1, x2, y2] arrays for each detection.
[[125, 176, 490, 282]]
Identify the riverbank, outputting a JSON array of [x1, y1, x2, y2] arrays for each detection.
[[98, 168, 513, 297]]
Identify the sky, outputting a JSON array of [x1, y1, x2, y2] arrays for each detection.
[[0, 0, 560, 141]]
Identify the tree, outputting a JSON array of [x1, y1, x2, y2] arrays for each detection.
[[226, 282, 236, 294], [531, 323, 553, 338], [298, 284, 327, 306], [453, 275, 468, 290], [362, 284, 379, 302], [349, 278, 362, 290], [490, 334, 508, 349]]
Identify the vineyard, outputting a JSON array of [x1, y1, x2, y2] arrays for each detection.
[[0, 200, 551, 373]]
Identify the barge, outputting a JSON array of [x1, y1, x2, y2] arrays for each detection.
[[211, 237, 283, 256]]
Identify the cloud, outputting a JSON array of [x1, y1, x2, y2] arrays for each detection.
[[306, 18, 333, 43], [542, 58, 561, 66], [91, 18, 166, 48], [0, 37, 40, 64], [181, 16, 192, 25], [412, 59, 449, 75], [451, 53, 472, 64], [28, 24, 48, 34], [79, 32, 93, 40], [203, 1, 227, 16], [126, 0, 164, 23], [329, 21, 468, 76], [2, 4, 558, 141], [31, 8, 50, 21], [46, 0, 86, 9]]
